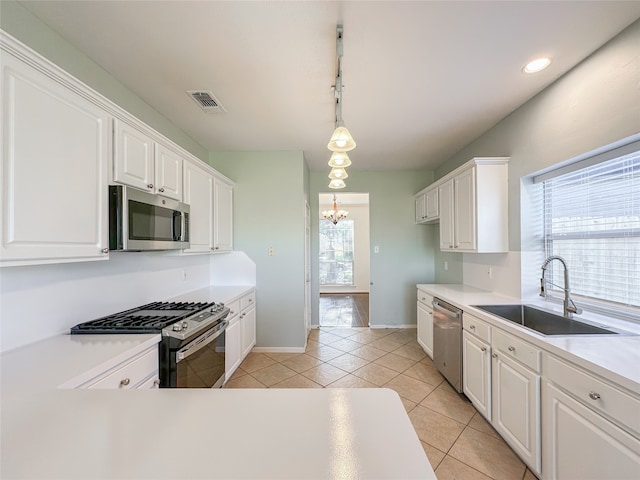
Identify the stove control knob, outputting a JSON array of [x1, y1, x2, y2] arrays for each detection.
[[172, 323, 181, 332], [182, 321, 188, 329]]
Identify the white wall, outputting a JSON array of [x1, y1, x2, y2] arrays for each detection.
[[434, 20, 640, 298], [319, 201, 370, 294], [0, 253, 212, 353]]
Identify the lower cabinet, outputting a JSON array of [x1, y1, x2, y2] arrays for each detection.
[[462, 330, 491, 420], [225, 290, 256, 381], [84, 345, 159, 389], [416, 290, 433, 358], [542, 353, 640, 480]]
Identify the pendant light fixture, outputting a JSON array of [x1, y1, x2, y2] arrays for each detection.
[[322, 194, 349, 224], [326, 25, 355, 189]]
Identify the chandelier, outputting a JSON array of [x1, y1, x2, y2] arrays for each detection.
[[322, 194, 349, 225], [326, 25, 355, 189]]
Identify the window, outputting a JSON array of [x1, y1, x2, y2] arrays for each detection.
[[319, 219, 354, 286], [537, 142, 639, 317]]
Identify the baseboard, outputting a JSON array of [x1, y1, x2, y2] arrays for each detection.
[[251, 346, 306, 354]]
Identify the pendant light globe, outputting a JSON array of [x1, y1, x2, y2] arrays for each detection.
[[328, 178, 346, 189], [328, 151, 352, 168], [327, 126, 356, 152], [328, 167, 348, 180]]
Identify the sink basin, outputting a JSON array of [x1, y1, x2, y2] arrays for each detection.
[[472, 304, 620, 336]]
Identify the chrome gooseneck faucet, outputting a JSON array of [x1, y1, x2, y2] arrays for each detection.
[[540, 255, 582, 319]]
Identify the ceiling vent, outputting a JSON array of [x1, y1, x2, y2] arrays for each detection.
[[187, 90, 226, 113]]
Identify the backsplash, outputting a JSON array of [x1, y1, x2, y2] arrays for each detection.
[[0, 252, 211, 353]]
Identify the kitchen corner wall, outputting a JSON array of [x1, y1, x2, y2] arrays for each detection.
[[208, 151, 308, 350], [433, 19, 640, 298], [310, 170, 436, 328]]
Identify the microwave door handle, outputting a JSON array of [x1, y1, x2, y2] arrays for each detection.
[[176, 322, 227, 362]]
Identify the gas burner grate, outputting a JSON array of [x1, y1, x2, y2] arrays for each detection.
[[70, 301, 217, 334]]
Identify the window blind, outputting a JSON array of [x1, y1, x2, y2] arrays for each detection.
[[542, 148, 639, 314]]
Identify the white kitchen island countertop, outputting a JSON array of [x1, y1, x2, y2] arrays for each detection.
[[1, 387, 434, 479]]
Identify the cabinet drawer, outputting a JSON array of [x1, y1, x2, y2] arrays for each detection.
[[88, 347, 158, 389], [463, 314, 491, 343], [493, 329, 540, 372], [226, 300, 240, 319], [240, 291, 255, 310], [417, 290, 433, 307], [544, 354, 640, 435]]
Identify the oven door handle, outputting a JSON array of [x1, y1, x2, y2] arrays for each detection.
[[176, 321, 227, 362]]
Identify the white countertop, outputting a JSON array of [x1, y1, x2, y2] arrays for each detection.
[[1, 285, 435, 479], [417, 284, 640, 395]]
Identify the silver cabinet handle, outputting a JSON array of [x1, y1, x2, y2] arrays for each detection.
[[249, 299, 253, 303], [589, 392, 601, 400], [120, 378, 131, 387], [480, 346, 487, 352], [470, 325, 476, 330], [101, 248, 109, 254], [147, 183, 154, 189], [153, 379, 160, 386], [159, 187, 164, 192], [491, 353, 498, 359], [508, 346, 515, 352]]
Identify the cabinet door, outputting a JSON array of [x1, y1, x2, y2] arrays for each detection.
[[213, 178, 233, 251], [183, 160, 213, 253], [1, 52, 109, 265], [463, 331, 491, 420], [492, 352, 541, 474], [425, 188, 439, 219], [225, 316, 242, 380], [155, 144, 183, 200], [241, 306, 256, 358], [415, 193, 426, 223], [454, 167, 477, 251], [542, 380, 640, 480], [113, 119, 154, 192], [417, 301, 433, 358], [438, 180, 455, 250]]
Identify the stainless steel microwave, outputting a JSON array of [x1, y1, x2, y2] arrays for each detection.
[[109, 185, 190, 251]]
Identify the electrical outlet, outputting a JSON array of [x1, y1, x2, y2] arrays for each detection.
[[374, 246, 380, 253], [444, 261, 449, 271]]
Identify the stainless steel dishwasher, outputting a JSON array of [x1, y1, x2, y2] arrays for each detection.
[[432, 297, 463, 393]]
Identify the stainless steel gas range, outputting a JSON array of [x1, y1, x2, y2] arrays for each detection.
[[70, 301, 230, 388]]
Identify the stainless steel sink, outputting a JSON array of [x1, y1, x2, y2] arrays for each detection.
[[472, 304, 620, 335]]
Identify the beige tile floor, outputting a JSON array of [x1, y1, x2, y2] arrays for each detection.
[[225, 327, 537, 480]]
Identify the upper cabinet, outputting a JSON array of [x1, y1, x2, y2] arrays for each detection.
[[414, 186, 439, 224], [0, 31, 233, 267], [183, 160, 234, 254], [0, 36, 110, 266], [113, 119, 183, 201], [416, 157, 509, 253]]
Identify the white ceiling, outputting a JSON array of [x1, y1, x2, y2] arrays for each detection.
[[19, 1, 640, 172]]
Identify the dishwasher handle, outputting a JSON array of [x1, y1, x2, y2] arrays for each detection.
[[432, 298, 462, 319]]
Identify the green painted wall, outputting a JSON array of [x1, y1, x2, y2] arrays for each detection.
[[209, 151, 307, 348], [0, 0, 208, 162], [310, 170, 435, 327]]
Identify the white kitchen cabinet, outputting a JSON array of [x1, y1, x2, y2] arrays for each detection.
[[213, 177, 233, 252], [0, 43, 110, 266], [414, 186, 439, 224], [113, 119, 183, 201], [416, 290, 433, 358], [183, 159, 214, 253], [462, 314, 492, 420], [240, 291, 256, 358], [438, 157, 509, 253], [491, 329, 541, 475], [542, 353, 640, 480], [83, 344, 159, 389], [224, 300, 242, 381]]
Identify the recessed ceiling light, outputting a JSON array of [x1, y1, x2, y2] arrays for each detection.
[[523, 57, 551, 74]]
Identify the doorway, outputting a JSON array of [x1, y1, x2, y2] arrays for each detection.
[[318, 193, 370, 327]]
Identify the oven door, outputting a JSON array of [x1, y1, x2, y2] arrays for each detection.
[[174, 322, 226, 388]]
